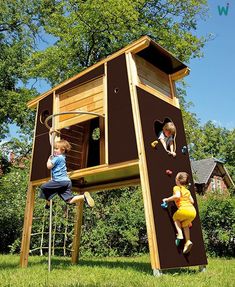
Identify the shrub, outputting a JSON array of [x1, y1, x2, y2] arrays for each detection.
[[197, 193, 235, 257], [80, 186, 148, 257]]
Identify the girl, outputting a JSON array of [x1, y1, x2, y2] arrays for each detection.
[[163, 172, 196, 254]]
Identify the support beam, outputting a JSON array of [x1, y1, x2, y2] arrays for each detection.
[[20, 183, 35, 267], [126, 52, 160, 270], [71, 199, 84, 264]]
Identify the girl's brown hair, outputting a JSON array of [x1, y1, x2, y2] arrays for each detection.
[[176, 172, 189, 185], [54, 140, 71, 153]]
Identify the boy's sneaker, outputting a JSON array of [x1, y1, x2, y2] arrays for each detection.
[[45, 200, 51, 209], [183, 240, 193, 254], [84, 192, 95, 208]]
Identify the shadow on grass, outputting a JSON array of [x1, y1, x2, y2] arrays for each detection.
[[46, 257, 199, 276], [0, 256, 199, 276]]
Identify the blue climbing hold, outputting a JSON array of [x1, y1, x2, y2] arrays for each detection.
[[161, 201, 168, 209], [181, 146, 188, 155]]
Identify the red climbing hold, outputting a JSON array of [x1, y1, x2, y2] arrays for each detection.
[[166, 169, 173, 175]]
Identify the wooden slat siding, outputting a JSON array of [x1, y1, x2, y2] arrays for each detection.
[[59, 98, 103, 122], [60, 122, 90, 172], [60, 93, 102, 113], [60, 77, 103, 107], [58, 77, 104, 127], [58, 109, 103, 130], [135, 54, 171, 98], [59, 77, 103, 118]]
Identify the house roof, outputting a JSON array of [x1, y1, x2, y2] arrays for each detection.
[[191, 158, 235, 189], [27, 35, 189, 109]]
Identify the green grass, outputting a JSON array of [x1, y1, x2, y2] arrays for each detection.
[[0, 254, 234, 287]]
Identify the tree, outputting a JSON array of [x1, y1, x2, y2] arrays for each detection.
[[189, 121, 235, 182], [0, 0, 59, 138], [0, 163, 29, 253], [28, 0, 208, 86]]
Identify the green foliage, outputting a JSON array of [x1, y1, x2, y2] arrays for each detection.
[[0, 164, 29, 253], [188, 121, 235, 182], [80, 187, 147, 257], [0, 0, 44, 137], [28, 0, 208, 85], [197, 193, 235, 257], [1, 134, 33, 158], [1, 0, 209, 138]]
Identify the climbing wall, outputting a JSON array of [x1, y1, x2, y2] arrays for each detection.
[[137, 87, 207, 269]]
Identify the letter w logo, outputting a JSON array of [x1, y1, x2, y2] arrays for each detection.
[[218, 4, 229, 16]]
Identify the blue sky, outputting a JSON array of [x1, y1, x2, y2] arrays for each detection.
[[185, 0, 234, 129]]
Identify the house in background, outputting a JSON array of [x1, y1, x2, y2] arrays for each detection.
[[191, 158, 235, 195]]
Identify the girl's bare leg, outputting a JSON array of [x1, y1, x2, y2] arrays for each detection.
[[183, 226, 190, 242], [174, 220, 183, 239]]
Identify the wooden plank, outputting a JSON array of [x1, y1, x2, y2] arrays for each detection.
[[75, 178, 140, 193], [71, 200, 84, 264], [137, 83, 178, 108], [59, 78, 103, 108], [170, 67, 190, 81], [60, 93, 103, 114], [63, 98, 103, 115], [104, 63, 109, 164], [20, 184, 35, 267], [169, 75, 180, 108], [126, 52, 160, 270], [30, 160, 139, 187], [59, 100, 103, 122], [58, 110, 103, 129], [138, 76, 171, 98], [99, 116, 105, 165], [135, 54, 171, 97], [135, 54, 169, 82]]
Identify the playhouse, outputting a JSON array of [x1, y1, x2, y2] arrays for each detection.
[[20, 36, 207, 274]]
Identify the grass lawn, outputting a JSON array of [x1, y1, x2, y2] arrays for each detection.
[[0, 254, 234, 287]]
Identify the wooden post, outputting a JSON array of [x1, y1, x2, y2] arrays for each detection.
[[71, 199, 84, 264], [20, 183, 35, 267], [126, 52, 160, 270]]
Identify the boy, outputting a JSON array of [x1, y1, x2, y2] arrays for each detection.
[[40, 129, 94, 208]]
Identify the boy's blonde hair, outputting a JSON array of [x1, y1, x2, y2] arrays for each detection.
[[163, 122, 176, 135], [54, 140, 71, 153], [176, 172, 189, 185]]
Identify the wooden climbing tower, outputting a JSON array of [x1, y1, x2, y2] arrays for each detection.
[[20, 36, 207, 273]]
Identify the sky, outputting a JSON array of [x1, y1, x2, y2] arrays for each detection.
[[185, 0, 234, 129], [6, 0, 234, 139]]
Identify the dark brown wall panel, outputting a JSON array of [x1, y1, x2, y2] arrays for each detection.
[[35, 94, 53, 136], [137, 87, 207, 269], [30, 133, 51, 181], [107, 54, 138, 164], [31, 94, 53, 181]]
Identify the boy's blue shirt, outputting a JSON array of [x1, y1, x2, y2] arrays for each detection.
[[51, 154, 70, 181]]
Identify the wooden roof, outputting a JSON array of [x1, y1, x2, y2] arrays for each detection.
[[27, 35, 189, 109]]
